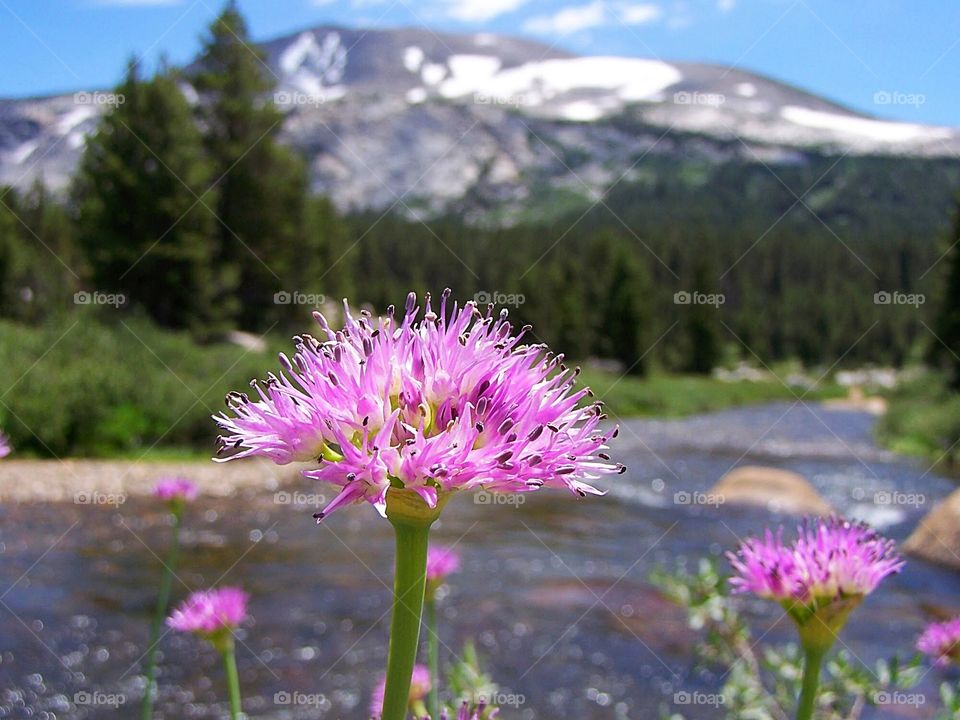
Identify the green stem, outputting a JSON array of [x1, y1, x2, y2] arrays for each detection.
[[381, 521, 431, 720], [796, 647, 825, 720], [426, 596, 440, 720], [140, 509, 183, 720], [221, 637, 242, 720]]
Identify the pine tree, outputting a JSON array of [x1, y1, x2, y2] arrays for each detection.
[[684, 253, 721, 375], [604, 241, 650, 376], [933, 194, 960, 389], [72, 61, 218, 331], [192, 1, 308, 329]]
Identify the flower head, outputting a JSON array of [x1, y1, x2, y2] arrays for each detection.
[[427, 546, 461, 583], [728, 517, 902, 648], [167, 587, 248, 639], [153, 477, 198, 505], [370, 663, 431, 716], [918, 616, 960, 666], [215, 291, 622, 520], [445, 701, 498, 720], [0, 431, 11, 459]]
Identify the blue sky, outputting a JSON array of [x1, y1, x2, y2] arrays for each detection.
[[0, 0, 957, 125]]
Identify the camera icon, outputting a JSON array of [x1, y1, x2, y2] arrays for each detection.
[[874, 291, 891, 305], [674, 691, 691, 705], [673, 91, 691, 105], [474, 93, 491, 104], [274, 491, 291, 505], [74, 691, 92, 705], [274, 691, 292, 705], [74, 491, 90, 504], [74, 291, 91, 305], [673, 291, 691, 305], [474, 490, 492, 505], [874, 490, 892, 506], [274, 91, 291, 106], [473, 290, 491, 305], [873, 91, 891, 105], [274, 291, 292, 305], [673, 491, 691, 505], [73, 92, 91, 105]]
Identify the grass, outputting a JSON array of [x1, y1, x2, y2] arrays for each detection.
[[579, 368, 845, 419], [876, 371, 960, 470]]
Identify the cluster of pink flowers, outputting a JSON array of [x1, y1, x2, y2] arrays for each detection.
[[153, 477, 198, 504], [167, 587, 249, 637], [370, 664, 431, 717], [728, 517, 904, 605], [216, 291, 622, 519], [918, 616, 960, 666], [426, 546, 461, 583]]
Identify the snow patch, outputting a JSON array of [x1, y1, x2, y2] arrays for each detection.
[[439, 55, 502, 97], [734, 82, 757, 98], [9, 140, 38, 164], [56, 106, 96, 134], [781, 105, 951, 143], [421, 62, 447, 86], [403, 46, 424, 73], [559, 100, 604, 122], [406, 87, 428, 104], [474, 33, 497, 46], [280, 31, 347, 86]]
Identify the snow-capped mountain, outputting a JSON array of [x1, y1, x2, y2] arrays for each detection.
[[2, 25, 957, 220]]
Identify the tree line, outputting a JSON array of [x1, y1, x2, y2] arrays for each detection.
[[1, 1, 959, 380]]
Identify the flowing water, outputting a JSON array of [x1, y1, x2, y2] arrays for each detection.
[[2, 402, 958, 719]]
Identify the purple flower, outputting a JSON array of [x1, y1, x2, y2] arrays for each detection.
[[215, 291, 622, 519], [445, 702, 498, 720], [728, 517, 903, 605], [426, 546, 461, 583], [370, 664, 431, 716], [0, 431, 10, 459], [153, 477, 198, 504], [167, 587, 249, 638], [918, 616, 960, 666]]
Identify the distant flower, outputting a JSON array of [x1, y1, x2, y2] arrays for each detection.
[[215, 290, 622, 520], [426, 546, 461, 583], [0, 431, 10, 459], [167, 587, 248, 639], [918, 616, 960, 666], [728, 517, 902, 646], [153, 477, 198, 504], [446, 701, 498, 720], [370, 664, 431, 717]]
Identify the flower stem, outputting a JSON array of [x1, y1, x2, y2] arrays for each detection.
[[140, 509, 183, 720], [796, 646, 825, 720], [221, 637, 242, 720], [381, 521, 431, 720], [426, 596, 440, 720]]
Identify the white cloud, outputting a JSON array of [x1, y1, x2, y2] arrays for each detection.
[[619, 3, 662, 24], [440, 0, 529, 22], [717, 0, 736, 11], [524, 1, 607, 34]]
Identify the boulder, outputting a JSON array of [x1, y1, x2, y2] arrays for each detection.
[[904, 488, 960, 570], [709, 465, 833, 516]]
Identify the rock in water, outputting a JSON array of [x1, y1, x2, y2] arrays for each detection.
[[710, 465, 833, 516], [905, 489, 960, 570]]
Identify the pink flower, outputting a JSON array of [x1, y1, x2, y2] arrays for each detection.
[[216, 291, 622, 519], [918, 616, 960, 666], [426, 546, 461, 583], [728, 517, 903, 605], [167, 587, 248, 638], [370, 664, 431, 716], [446, 701, 498, 720], [0, 432, 10, 459], [153, 477, 198, 504]]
